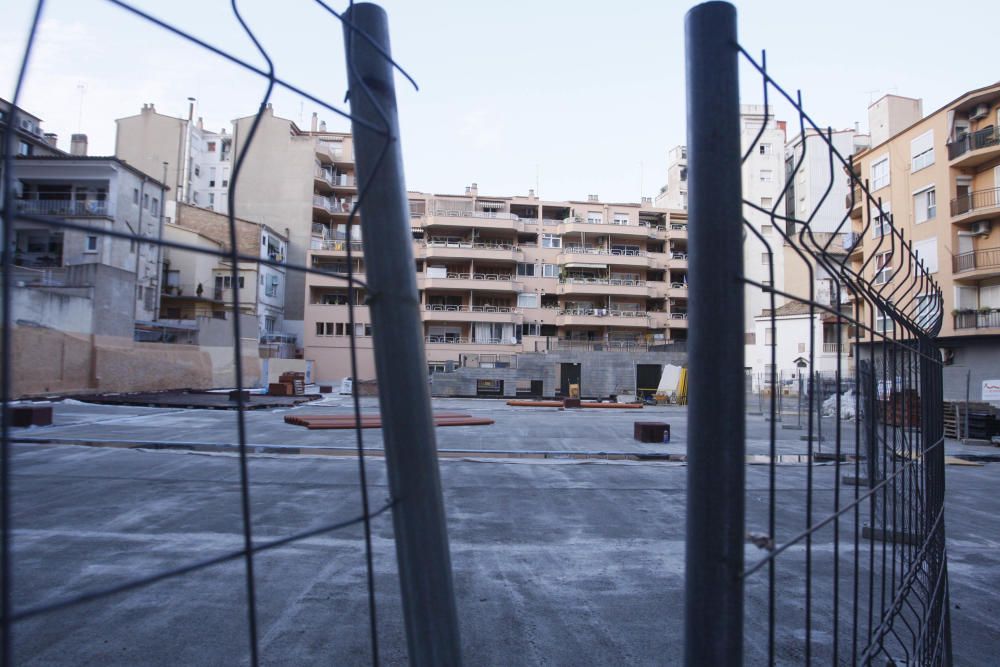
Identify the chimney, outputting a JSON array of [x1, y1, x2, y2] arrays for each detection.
[[319, 120, 327, 132], [197, 116, 204, 130], [470, 182, 478, 195], [528, 188, 535, 198], [70, 134, 88, 156], [587, 194, 599, 202], [43, 133, 58, 148], [641, 196, 652, 205], [311, 112, 318, 132], [187, 97, 196, 121]]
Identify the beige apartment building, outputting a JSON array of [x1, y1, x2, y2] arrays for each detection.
[[848, 84, 1000, 400], [304, 183, 689, 382]]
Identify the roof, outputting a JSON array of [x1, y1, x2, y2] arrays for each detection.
[[14, 155, 170, 190]]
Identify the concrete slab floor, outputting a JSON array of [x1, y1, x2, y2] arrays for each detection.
[[5, 400, 999, 665]]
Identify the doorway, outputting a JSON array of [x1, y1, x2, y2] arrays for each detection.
[[636, 364, 663, 399], [560, 363, 581, 397]]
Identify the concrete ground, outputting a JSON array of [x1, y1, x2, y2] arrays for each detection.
[[6, 399, 999, 665]]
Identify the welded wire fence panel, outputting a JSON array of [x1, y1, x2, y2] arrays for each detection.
[[0, 1, 459, 665], [685, 2, 950, 665]]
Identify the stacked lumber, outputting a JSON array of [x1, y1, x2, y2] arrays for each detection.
[[285, 412, 493, 429], [943, 401, 997, 439], [505, 400, 643, 409]]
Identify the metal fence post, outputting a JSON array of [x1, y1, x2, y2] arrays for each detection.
[[684, 3, 744, 665], [342, 5, 462, 665]]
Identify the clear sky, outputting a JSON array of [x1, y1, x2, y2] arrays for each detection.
[[3, 0, 998, 202]]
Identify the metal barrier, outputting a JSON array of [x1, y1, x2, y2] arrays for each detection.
[[1, 2, 460, 666], [685, 3, 950, 665]]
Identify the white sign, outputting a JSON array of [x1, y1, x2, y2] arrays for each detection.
[[983, 380, 1000, 401]]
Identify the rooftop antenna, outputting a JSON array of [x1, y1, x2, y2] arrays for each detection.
[[76, 82, 87, 132]]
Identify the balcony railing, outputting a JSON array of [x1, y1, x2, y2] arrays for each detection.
[[424, 336, 515, 345], [314, 165, 334, 185], [560, 308, 647, 318], [424, 304, 518, 313], [843, 231, 863, 252], [424, 241, 517, 251], [315, 240, 363, 252], [563, 246, 648, 257], [950, 186, 1000, 217], [822, 342, 843, 354], [535, 338, 687, 353], [947, 126, 1000, 161], [429, 208, 521, 221], [16, 199, 108, 216], [954, 310, 1000, 330], [671, 252, 689, 260], [952, 247, 1000, 274], [427, 272, 513, 282], [561, 278, 646, 287]]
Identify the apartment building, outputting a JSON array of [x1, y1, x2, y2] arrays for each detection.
[[0, 98, 65, 159], [303, 184, 688, 382], [228, 106, 355, 342], [115, 102, 232, 221], [158, 204, 290, 350], [655, 145, 688, 210], [11, 154, 167, 329], [848, 84, 1000, 400]]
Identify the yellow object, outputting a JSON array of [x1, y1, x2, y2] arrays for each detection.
[[676, 368, 688, 405], [569, 383, 580, 398]]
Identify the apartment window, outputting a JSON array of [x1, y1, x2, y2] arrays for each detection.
[[354, 323, 372, 337], [586, 212, 603, 225], [143, 193, 149, 209], [915, 293, 940, 330], [265, 274, 279, 297], [875, 306, 894, 334], [215, 275, 245, 289], [517, 293, 538, 308], [520, 323, 542, 337], [759, 170, 773, 183], [913, 187, 936, 223], [85, 235, 98, 252], [764, 327, 775, 346], [209, 167, 217, 187], [760, 197, 773, 208], [194, 165, 201, 177], [151, 198, 159, 216], [208, 193, 215, 207], [132, 188, 139, 204], [870, 156, 889, 190], [873, 251, 893, 284], [17, 141, 31, 156], [207, 141, 216, 152], [913, 237, 938, 274], [910, 131, 934, 172], [759, 143, 772, 155], [541, 234, 561, 248], [335, 323, 346, 336], [761, 224, 773, 235], [761, 252, 771, 266], [541, 263, 558, 278], [516, 263, 536, 277], [872, 204, 891, 238], [613, 213, 630, 225]]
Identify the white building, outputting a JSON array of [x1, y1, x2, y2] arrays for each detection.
[[115, 102, 232, 222]]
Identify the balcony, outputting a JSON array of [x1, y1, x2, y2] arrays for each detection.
[[559, 246, 650, 268], [331, 172, 355, 189], [952, 246, 1000, 280], [822, 342, 844, 354], [562, 216, 652, 239], [422, 304, 520, 323], [668, 222, 688, 239], [16, 199, 109, 217], [846, 186, 863, 219], [947, 126, 1000, 167], [423, 241, 519, 261], [558, 278, 648, 297], [317, 141, 348, 164], [424, 209, 524, 231], [312, 239, 364, 255], [843, 231, 864, 256], [424, 336, 520, 351], [954, 309, 1000, 331], [557, 308, 649, 327], [421, 272, 517, 292], [314, 165, 334, 189], [951, 186, 1000, 224]]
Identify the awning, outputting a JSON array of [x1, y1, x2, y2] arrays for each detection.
[[564, 262, 608, 269]]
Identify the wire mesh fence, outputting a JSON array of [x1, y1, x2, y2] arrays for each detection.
[[685, 3, 950, 665], [1, 1, 460, 665]]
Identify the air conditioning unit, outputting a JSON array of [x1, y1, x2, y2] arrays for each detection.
[[970, 220, 992, 236], [970, 104, 990, 121]]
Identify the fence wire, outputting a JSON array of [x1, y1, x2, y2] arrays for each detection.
[[0, 1, 430, 665], [734, 38, 950, 667]]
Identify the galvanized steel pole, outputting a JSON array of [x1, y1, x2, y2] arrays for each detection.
[[342, 5, 462, 665], [684, 3, 745, 665]]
